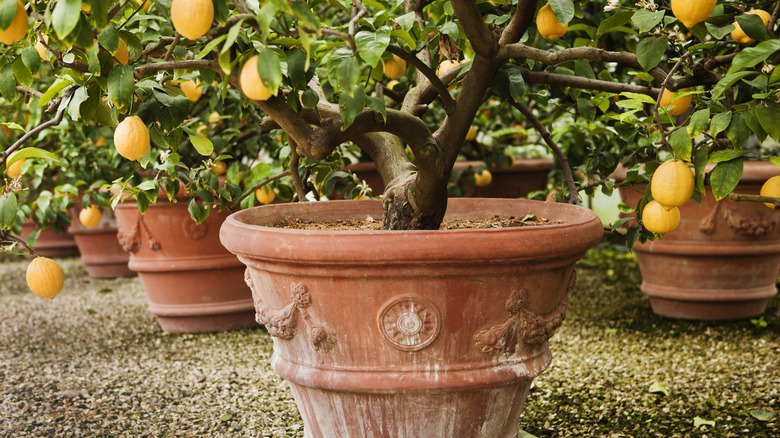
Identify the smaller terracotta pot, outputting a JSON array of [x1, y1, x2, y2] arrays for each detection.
[[18, 222, 80, 258], [67, 209, 134, 278]]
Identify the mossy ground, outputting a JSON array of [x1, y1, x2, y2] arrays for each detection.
[[1, 247, 777, 437]]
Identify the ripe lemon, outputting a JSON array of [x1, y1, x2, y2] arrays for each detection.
[[658, 88, 692, 116], [114, 38, 129, 65], [474, 169, 493, 187], [6, 151, 24, 178], [671, 0, 716, 28], [650, 159, 694, 209], [0, 0, 27, 45], [240, 55, 274, 101], [95, 136, 106, 147], [642, 200, 681, 234], [465, 125, 477, 141], [114, 116, 151, 161], [255, 186, 275, 205], [537, 3, 568, 40], [137, 0, 151, 11], [179, 79, 202, 102], [210, 160, 227, 175], [386, 79, 399, 90], [26, 256, 64, 300], [35, 37, 48, 60], [208, 111, 220, 125], [760, 175, 780, 208], [79, 206, 102, 228], [731, 10, 771, 45], [436, 59, 461, 76], [171, 0, 214, 40], [383, 55, 406, 79]]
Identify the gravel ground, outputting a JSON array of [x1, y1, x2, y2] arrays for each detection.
[[1, 248, 778, 437]]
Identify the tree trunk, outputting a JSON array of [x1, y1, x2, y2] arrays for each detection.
[[382, 170, 448, 230]]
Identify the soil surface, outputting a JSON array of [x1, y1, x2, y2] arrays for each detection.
[[274, 214, 556, 230]]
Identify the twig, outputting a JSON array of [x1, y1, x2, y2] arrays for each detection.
[[288, 139, 307, 202], [768, 0, 780, 33], [347, 1, 369, 51], [653, 52, 690, 150], [15, 86, 44, 98], [133, 59, 222, 79], [2, 234, 36, 256], [386, 45, 456, 114], [509, 100, 580, 206], [232, 170, 292, 209], [521, 70, 660, 96], [727, 192, 780, 209], [164, 34, 181, 62]]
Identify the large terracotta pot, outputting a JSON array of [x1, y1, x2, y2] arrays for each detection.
[[18, 222, 80, 257], [114, 200, 257, 333], [67, 209, 134, 278], [618, 161, 780, 320], [346, 158, 554, 198], [220, 198, 603, 437]]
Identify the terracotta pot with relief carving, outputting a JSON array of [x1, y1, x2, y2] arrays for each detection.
[[67, 209, 134, 278], [114, 199, 256, 333], [618, 161, 780, 320], [220, 198, 603, 437]]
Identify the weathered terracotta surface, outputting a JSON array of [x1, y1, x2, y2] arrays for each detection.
[[220, 198, 603, 437], [619, 161, 780, 320], [67, 209, 134, 278], [346, 159, 554, 199], [114, 201, 256, 333], [18, 222, 80, 258]]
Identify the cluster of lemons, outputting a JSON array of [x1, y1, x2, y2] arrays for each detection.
[[642, 160, 695, 234]]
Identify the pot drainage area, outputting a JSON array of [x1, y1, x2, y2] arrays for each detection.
[[1, 248, 777, 437]]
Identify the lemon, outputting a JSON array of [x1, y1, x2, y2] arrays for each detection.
[[383, 55, 406, 79], [171, 0, 214, 40], [465, 125, 477, 141], [731, 10, 771, 45], [760, 175, 780, 209], [35, 37, 49, 61], [114, 38, 129, 65], [240, 55, 274, 101], [79, 206, 103, 228], [26, 256, 64, 300], [651, 159, 694, 209], [537, 3, 568, 40], [658, 88, 692, 116], [474, 169, 493, 187], [642, 200, 681, 234], [0, 0, 28, 45], [114, 116, 151, 161], [210, 161, 227, 175], [6, 151, 24, 178], [671, 0, 716, 28], [255, 186, 275, 205], [179, 80, 202, 102]]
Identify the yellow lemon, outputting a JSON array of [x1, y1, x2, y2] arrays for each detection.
[[6, 151, 24, 178], [114, 116, 151, 161], [137, 0, 151, 11], [383, 55, 406, 79], [474, 169, 493, 187], [0, 0, 28, 45], [208, 111, 220, 125], [95, 136, 106, 147], [255, 186, 275, 205], [171, 0, 214, 40], [760, 175, 780, 209], [179, 80, 202, 102], [465, 125, 477, 141], [210, 160, 227, 175], [671, 0, 716, 28], [537, 3, 568, 40], [79, 206, 103, 228], [642, 200, 681, 234], [731, 10, 771, 45], [240, 55, 273, 101], [650, 159, 694, 209], [26, 256, 64, 300], [114, 38, 129, 65], [35, 37, 49, 60], [659, 88, 692, 116]]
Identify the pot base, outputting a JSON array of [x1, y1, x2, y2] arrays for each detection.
[[644, 283, 776, 321]]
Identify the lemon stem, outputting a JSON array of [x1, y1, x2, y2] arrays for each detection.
[[727, 192, 780, 209]]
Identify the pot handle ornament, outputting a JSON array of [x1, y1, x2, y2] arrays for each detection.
[[116, 213, 161, 253]]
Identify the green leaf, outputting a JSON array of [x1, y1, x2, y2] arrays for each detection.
[[668, 128, 691, 161], [300, 89, 319, 107], [632, 9, 665, 33], [705, 22, 735, 40], [441, 21, 459, 38], [728, 39, 780, 75], [736, 13, 769, 42], [365, 96, 387, 122], [338, 85, 366, 129], [693, 145, 708, 194], [708, 150, 747, 164], [710, 159, 743, 201], [710, 71, 755, 102], [286, 49, 307, 90], [394, 11, 415, 31], [52, 0, 82, 39], [256, 2, 278, 36], [636, 36, 668, 71], [0, 192, 17, 230], [11, 57, 32, 87], [743, 107, 766, 142], [749, 409, 775, 422], [756, 103, 780, 140], [648, 381, 669, 396], [187, 198, 208, 224], [38, 78, 72, 107], [518, 430, 539, 438], [726, 112, 750, 148], [186, 130, 214, 156], [21, 47, 42, 74], [221, 19, 244, 55], [710, 111, 732, 137], [107, 64, 135, 108], [213, 0, 229, 25], [67, 86, 90, 121], [291, 1, 320, 34], [255, 47, 283, 95], [597, 11, 635, 36], [97, 25, 120, 53], [354, 27, 391, 68], [335, 52, 360, 91], [0, 0, 18, 33], [687, 108, 709, 138], [693, 417, 715, 427], [7, 147, 59, 165], [219, 413, 233, 422], [549, 0, 575, 24]]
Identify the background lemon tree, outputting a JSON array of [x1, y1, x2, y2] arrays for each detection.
[[2, 0, 780, 295]]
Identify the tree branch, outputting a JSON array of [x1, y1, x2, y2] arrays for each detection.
[[499, 0, 537, 45], [133, 59, 222, 79], [521, 70, 661, 96], [386, 45, 456, 114], [232, 170, 292, 209], [288, 139, 307, 202], [451, 0, 498, 57], [727, 192, 780, 209]]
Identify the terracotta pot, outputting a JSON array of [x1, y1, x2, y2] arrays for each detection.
[[114, 200, 257, 333], [18, 222, 80, 258], [67, 209, 134, 278], [345, 159, 555, 199], [220, 198, 603, 437], [618, 161, 780, 320]]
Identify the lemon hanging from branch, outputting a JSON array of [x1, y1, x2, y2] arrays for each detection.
[[671, 0, 716, 29], [171, 0, 214, 40]]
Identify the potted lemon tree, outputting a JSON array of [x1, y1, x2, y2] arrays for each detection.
[[2, 0, 780, 436]]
